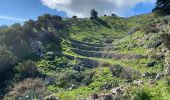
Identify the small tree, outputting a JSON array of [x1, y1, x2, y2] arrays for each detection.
[[90, 9, 98, 20], [72, 16, 77, 20]]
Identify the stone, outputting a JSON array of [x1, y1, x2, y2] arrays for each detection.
[[46, 52, 55, 60], [111, 87, 124, 95], [90, 93, 98, 99], [133, 80, 143, 86], [165, 66, 170, 76], [148, 79, 157, 85], [142, 72, 150, 77], [155, 73, 164, 80]]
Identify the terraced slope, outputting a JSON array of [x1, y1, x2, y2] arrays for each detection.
[[5, 14, 170, 100]]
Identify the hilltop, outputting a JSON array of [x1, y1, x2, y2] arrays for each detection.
[[0, 13, 170, 100]]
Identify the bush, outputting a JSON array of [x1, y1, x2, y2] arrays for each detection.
[[161, 33, 170, 49], [4, 78, 46, 100], [16, 60, 39, 80], [110, 64, 140, 80], [142, 23, 160, 34]]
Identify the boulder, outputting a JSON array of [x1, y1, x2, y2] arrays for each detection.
[[133, 80, 143, 86], [111, 87, 124, 95]]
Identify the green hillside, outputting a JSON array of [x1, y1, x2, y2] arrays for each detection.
[[0, 13, 170, 100]]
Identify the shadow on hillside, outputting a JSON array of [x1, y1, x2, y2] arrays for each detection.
[[95, 18, 111, 29]]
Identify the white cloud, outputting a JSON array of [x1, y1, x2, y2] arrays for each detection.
[[0, 15, 26, 21], [41, 0, 156, 17]]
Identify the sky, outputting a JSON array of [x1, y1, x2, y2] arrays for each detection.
[[0, 0, 156, 26]]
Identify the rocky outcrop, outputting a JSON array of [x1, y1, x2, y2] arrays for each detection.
[[31, 40, 45, 57]]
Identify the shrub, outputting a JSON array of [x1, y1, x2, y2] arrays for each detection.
[[110, 64, 140, 80], [161, 33, 170, 49], [142, 23, 160, 34], [16, 60, 39, 80], [4, 78, 46, 100]]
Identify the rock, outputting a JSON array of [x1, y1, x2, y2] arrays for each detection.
[[148, 79, 157, 85], [142, 72, 150, 77], [31, 40, 45, 57], [146, 61, 157, 67], [111, 87, 124, 95], [133, 80, 143, 86], [90, 93, 98, 99], [46, 52, 55, 60], [165, 66, 170, 76], [44, 95, 59, 100], [155, 73, 164, 80], [101, 93, 113, 100]]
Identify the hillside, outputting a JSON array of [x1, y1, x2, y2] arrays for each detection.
[[0, 13, 170, 100]]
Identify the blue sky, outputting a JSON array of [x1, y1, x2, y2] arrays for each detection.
[[0, 0, 155, 25]]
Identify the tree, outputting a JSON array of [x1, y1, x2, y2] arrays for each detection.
[[90, 9, 98, 20], [153, 0, 170, 15]]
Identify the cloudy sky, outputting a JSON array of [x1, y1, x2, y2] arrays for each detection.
[[0, 0, 156, 25]]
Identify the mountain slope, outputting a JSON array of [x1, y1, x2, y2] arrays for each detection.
[[1, 14, 170, 100]]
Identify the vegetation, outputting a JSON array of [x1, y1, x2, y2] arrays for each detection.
[[1, 7, 170, 100], [153, 0, 170, 15]]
